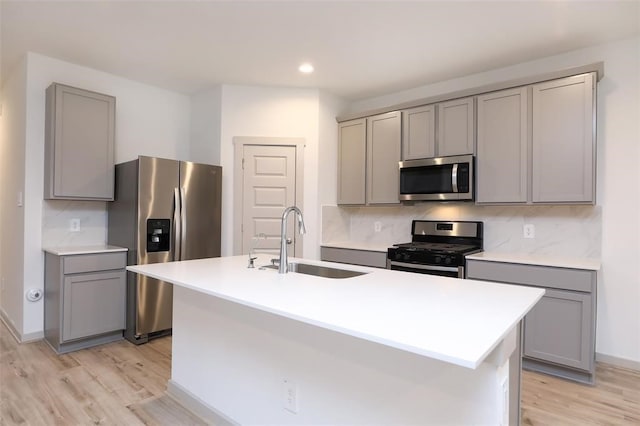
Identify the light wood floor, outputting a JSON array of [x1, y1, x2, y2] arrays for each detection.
[[0, 322, 206, 425], [1, 321, 639, 425]]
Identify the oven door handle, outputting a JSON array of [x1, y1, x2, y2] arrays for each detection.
[[388, 261, 459, 272]]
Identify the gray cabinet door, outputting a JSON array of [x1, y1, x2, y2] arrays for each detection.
[[532, 73, 595, 203], [402, 105, 435, 160], [437, 97, 475, 157], [476, 87, 529, 203], [44, 83, 116, 200], [523, 289, 592, 372], [367, 111, 401, 204], [337, 119, 366, 205], [62, 270, 126, 342]]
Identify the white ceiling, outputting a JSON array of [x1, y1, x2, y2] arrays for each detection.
[[2, 1, 639, 101]]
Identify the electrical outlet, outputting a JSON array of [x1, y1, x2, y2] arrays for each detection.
[[523, 224, 535, 239], [69, 218, 81, 232], [283, 379, 298, 414], [374, 221, 382, 233]]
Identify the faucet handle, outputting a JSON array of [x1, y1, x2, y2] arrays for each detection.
[[247, 256, 257, 269]]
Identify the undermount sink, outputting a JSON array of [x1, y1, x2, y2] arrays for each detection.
[[261, 262, 367, 279]]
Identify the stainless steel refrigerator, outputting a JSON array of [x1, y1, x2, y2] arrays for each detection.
[[107, 156, 222, 344]]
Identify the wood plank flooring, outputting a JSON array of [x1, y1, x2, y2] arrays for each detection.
[[1, 320, 639, 425], [0, 322, 206, 425], [521, 363, 640, 425]]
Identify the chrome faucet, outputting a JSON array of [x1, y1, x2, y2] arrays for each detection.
[[278, 206, 306, 273]]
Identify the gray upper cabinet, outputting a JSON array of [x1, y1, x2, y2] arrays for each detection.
[[44, 83, 116, 201], [337, 119, 367, 205], [437, 97, 475, 157], [532, 73, 595, 203], [367, 111, 401, 204], [402, 105, 435, 160], [476, 87, 529, 203], [337, 113, 400, 206]]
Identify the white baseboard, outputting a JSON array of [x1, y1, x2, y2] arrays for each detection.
[[596, 352, 640, 371], [166, 380, 237, 426], [0, 309, 44, 343]]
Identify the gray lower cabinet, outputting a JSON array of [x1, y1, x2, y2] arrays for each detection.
[[45, 251, 126, 354], [466, 259, 596, 384], [320, 246, 387, 268], [523, 288, 592, 371], [44, 83, 116, 201]]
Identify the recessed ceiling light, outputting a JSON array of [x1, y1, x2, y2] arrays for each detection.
[[298, 63, 314, 74]]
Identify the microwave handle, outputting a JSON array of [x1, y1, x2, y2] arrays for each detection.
[[452, 163, 458, 193]]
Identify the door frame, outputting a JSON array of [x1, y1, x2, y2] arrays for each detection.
[[232, 136, 305, 256]]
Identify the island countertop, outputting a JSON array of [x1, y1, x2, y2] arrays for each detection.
[[128, 254, 544, 369]]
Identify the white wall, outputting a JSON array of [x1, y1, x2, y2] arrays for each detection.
[[190, 86, 222, 166], [0, 58, 27, 336], [339, 36, 640, 365], [1, 52, 191, 339], [219, 85, 322, 259], [317, 91, 347, 207]]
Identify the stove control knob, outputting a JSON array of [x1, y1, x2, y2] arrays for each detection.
[[394, 252, 402, 261], [403, 253, 410, 261], [434, 256, 441, 263], [444, 257, 452, 265]]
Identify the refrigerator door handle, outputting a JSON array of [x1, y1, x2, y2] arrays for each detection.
[[173, 187, 182, 262], [180, 187, 187, 261]]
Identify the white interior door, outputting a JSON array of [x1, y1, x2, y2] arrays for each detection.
[[241, 145, 297, 256]]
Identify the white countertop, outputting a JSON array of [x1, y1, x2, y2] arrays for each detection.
[[321, 241, 391, 253], [128, 254, 544, 369], [466, 252, 601, 271], [43, 245, 128, 256]]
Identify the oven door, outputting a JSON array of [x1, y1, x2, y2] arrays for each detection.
[[387, 260, 464, 278]]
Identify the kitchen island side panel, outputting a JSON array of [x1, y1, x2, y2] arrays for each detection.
[[170, 285, 508, 425]]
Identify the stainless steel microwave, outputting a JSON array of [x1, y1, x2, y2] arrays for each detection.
[[398, 154, 474, 201]]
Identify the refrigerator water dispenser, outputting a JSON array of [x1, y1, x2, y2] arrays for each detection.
[[147, 219, 170, 252]]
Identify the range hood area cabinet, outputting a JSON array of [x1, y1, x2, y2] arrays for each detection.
[[476, 73, 596, 204], [337, 111, 401, 205], [401, 97, 475, 161], [44, 83, 116, 201]]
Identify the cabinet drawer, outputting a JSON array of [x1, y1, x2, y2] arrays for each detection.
[[321, 247, 387, 268], [63, 252, 126, 274], [466, 260, 594, 293]]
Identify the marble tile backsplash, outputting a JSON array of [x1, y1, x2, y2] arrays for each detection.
[[322, 203, 601, 257], [42, 200, 108, 247]]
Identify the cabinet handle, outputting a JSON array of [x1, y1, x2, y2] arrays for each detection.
[[173, 188, 181, 261]]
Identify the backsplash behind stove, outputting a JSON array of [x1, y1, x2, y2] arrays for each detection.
[[322, 204, 601, 258]]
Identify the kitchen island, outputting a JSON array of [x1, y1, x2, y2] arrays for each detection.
[[128, 255, 544, 425]]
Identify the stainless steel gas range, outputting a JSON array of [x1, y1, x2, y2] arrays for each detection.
[[387, 220, 483, 278]]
